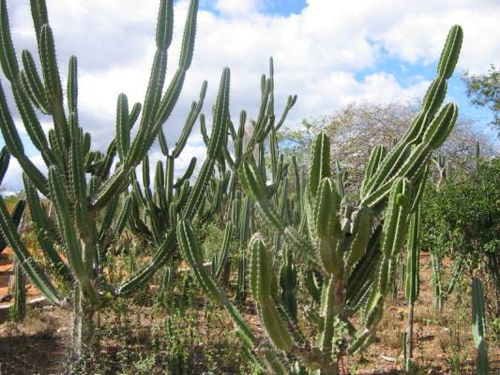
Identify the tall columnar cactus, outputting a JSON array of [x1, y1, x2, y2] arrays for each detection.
[[0, 0, 203, 357], [12, 256, 26, 321], [178, 25, 463, 374], [130, 58, 296, 305], [472, 278, 489, 375], [404, 199, 423, 371], [127, 81, 207, 245]]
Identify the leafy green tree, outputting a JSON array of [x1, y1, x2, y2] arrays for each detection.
[[462, 64, 500, 131], [421, 157, 500, 314]]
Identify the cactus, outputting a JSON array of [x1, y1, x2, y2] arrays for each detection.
[[0, 148, 26, 255], [128, 57, 296, 306], [12, 256, 26, 321], [430, 240, 464, 311], [472, 278, 489, 375], [404, 202, 422, 371], [0, 0, 202, 357], [179, 25, 462, 373]]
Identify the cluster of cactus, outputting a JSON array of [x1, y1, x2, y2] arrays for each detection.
[[177, 25, 463, 373], [0, 0, 468, 371], [0, 0, 203, 356], [126, 79, 207, 245], [130, 57, 297, 302]]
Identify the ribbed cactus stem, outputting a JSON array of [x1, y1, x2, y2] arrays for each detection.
[[405, 205, 420, 371], [13, 256, 27, 321], [472, 278, 489, 375]]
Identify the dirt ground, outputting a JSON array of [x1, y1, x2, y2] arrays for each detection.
[[0, 250, 498, 374]]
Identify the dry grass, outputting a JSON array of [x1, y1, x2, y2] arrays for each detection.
[[0, 251, 499, 374]]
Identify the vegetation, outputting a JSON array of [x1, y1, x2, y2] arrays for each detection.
[[422, 157, 500, 315], [0, 1, 498, 374], [462, 64, 499, 130]]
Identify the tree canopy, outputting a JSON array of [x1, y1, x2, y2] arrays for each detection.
[[462, 64, 500, 132]]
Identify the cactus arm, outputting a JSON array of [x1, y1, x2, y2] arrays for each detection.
[[309, 133, 331, 197], [128, 102, 142, 127], [360, 145, 387, 197], [0, 196, 61, 305], [92, 0, 199, 210], [443, 257, 464, 301], [48, 167, 100, 305], [39, 24, 70, 151], [117, 230, 177, 296], [116, 93, 130, 162], [207, 68, 230, 159], [345, 206, 373, 274], [361, 26, 463, 200], [13, 257, 26, 321], [22, 175, 72, 282], [0, 146, 9, 182], [177, 219, 257, 343], [240, 160, 318, 265], [0, 0, 19, 81], [315, 178, 340, 274], [13, 80, 61, 169], [214, 224, 232, 280], [147, 0, 199, 148], [0, 199, 25, 253], [173, 157, 196, 188], [405, 206, 420, 303], [472, 278, 489, 375], [126, 0, 173, 166], [437, 25, 463, 79], [67, 55, 78, 115], [21, 50, 49, 113], [345, 225, 382, 314], [97, 196, 119, 243], [275, 94, 297, 131], [30, 0, 49, 42], [183, 68, 230, 219], [0, 79, 50, 196], [171, 81, 207, 158], [199, 113, 210, 146], [177, 220, 293, 373], [90, 166, 130, 211], [182, 157, 215, 220], [112, 196, 131, 238]]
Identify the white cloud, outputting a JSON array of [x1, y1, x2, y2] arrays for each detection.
[[2, 0, 499, 190]]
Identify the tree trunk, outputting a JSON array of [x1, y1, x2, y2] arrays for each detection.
[[406, 300, 415, 372], [71, 284, 95, 359]]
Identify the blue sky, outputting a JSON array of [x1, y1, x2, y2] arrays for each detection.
[[201, 0, 308, 16], [0, 0, 499, 191]]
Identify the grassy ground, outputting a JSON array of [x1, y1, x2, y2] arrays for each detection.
[[0, 250, 499, 374]]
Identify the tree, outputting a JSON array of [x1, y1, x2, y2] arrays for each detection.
[[462, 64, 500, 132], [280, 102, 494, 194], [421, 157, 500, 315]]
